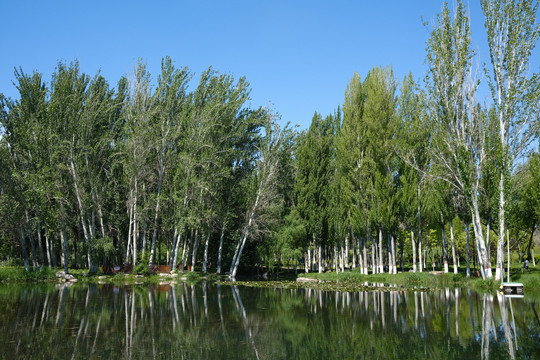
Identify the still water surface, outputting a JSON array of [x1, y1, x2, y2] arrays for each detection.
[[0, 282, 539, 359]]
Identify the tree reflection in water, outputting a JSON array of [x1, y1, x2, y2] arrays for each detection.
[[0, 283, 539, 359]]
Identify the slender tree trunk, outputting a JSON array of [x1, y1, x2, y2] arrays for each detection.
[[442, 226, 448, 273], [169, 227, 178, 269], [450, 220, 458, 274], [424, 233, 428, 270], [345, 236, 349, 269], [466, 222, 471, 277], [70, 158, 91, 269], [334, 244, 339, 273], [305, 246, 310, 273], [363, 237, 368, 275], [356, 237, 362, 273], [149, 175, 162, 265], [60, 203, 69, 273], [171, 228, 183, 271], [371, 241, 376, 274], [352, 235, 356, 269], [191, 229, 199, 272], [141, 218, 147, 258], [18, 226, 30, 271], [387, 233, 392, 274], [231, 230, 249, 278], [44, 231, 52, 268], [132, 176, 138, 267], [471, 192, 492, 279], [36, 219, 45, 268], [400, 236, 404, 272], [85, 153, 105, 239], [390, 234, 396, 274], [202, 227, 211, 273], [217, 222, 225, 274], [316, 242, 321, 273], [418, 231, 423, 272], [486, 220, 491, 263], [378, 227, 384, 273], [417, 183, 422, 273], [526, 223, 537, 262], [411, 230, 417, 272], [181, 233, 188, 271], [496, 171, 506, 281], [125, 196, 133, 265]]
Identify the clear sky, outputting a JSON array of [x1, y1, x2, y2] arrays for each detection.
[[0, 0, 533, 129]]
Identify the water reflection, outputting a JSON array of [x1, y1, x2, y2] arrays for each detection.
[[0, 283, 539, 359]]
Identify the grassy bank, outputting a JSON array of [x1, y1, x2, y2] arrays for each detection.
[[0, 267, 58, 283], [2, 266, 539, 295], [0, 267, 224, 285], [299, 267, 540, 292]]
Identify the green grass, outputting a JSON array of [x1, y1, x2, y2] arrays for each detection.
[[0, 267, 57, 283], [299, 267, 540, 292], [0, 266, 228, 285]]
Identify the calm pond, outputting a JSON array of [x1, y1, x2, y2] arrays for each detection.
[[0, 282, 538, 359]]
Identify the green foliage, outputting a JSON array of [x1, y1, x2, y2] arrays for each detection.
[[0, 267, 56, 283], [185, 271, 201, 283], [89, 236, 116, 266]]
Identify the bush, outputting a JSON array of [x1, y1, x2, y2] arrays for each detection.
[[135, 262, 150, 275], [185, 271, 201, 283], [206, 273, 220, 282], [0, 267, 56, 283]]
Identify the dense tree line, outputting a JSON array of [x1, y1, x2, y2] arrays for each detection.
[[1, 0, 538, 278], [0, 57, 295, 275], [293, 0, 539, 279]]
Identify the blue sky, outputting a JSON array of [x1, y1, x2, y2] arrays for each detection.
[[0, 0, 532, 129]]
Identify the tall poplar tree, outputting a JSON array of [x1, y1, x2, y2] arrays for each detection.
[[481, 0, 540, 280], [425, 1, 492, 278]]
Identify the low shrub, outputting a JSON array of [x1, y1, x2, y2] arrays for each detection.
[[0, 267, 56, 283], [185, 271, 201, 283]]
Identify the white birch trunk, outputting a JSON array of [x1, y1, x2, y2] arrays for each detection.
[[126, 194, 133, 264], [60, 203, 69, 273], [352, 236, 356, 269], [486, 220, 491, 263], [363, 237, 368, 274], [18, 226, 30, 271], [202, 227, 211, 273], [378, 228, 384, 273], [149, 176, 162, 265], [216, 223, 225, 274], [411, 230, 417, 272], [334, 244, 339, 273], [181, 235, 187, 271], [44, 231, 52, 268], [471, 191, 492, 279], [466, 222, 471, 277], [390, 234, 396, 274], [318, 243, 323, 273], [371, 241, 376, 274], [345, 236, 349, 269], [171, 229, 183, 271], [387, 233, 392, 274], [496, 173, 506, 281], [132, 176, 138, 267], [191, 229, 199, 272], [442, 226, 449, 273], [418, 230, 423, 273], [450, 220, 458, 274], [70, 158, 91, 269]]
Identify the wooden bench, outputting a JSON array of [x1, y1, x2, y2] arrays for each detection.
[[101, 265, 133, 274]]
